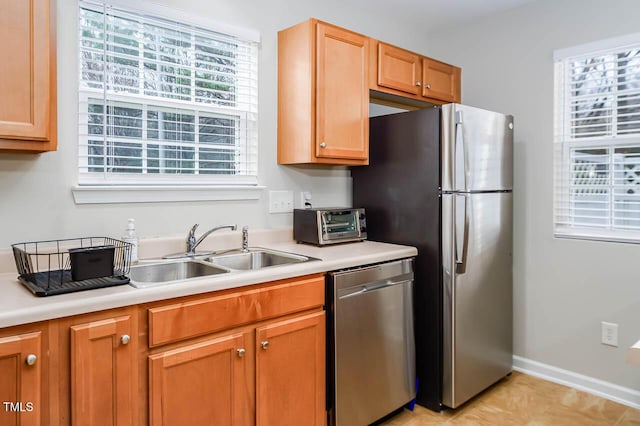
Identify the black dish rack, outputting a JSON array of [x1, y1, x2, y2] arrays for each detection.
[[11, 237, 133, 297]]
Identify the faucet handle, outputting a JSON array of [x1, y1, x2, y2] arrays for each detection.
[[186, 224, 199, 253]]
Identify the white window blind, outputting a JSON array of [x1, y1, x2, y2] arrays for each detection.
[[554, 34, 640, 243], [77, 0, 258, 186]]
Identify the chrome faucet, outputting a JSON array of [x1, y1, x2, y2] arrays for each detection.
[[186, 224, 237, 255], [241, 226, 249, 252]]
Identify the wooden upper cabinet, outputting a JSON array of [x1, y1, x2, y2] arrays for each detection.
[[255, 311, 325, 426], [422, 57, 461, 103], [0, 331, 41, 426], [278, 19, 368, 165], [70, 315, 137, 426], [377, 43, 421, 95], [278, 18, 462, 165], [315, 23, 369, 161], [370, 39, 461, 105], [0, 0, 57, 152]]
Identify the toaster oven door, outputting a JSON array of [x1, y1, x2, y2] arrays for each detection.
[[321, 210, 360, 242]]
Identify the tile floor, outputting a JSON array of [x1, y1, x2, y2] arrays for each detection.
[[381, 372, 640, 425]]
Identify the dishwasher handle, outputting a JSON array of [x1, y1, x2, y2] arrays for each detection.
[[338, 278, 412, 300]]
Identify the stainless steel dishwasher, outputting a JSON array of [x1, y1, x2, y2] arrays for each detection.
[[327, 258, 415, 426]]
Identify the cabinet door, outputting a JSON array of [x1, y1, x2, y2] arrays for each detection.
[[256, 311, 325, 426], [149, 333, 250, 426], [377, 42, 421, 95], [0, 332, 41, 426], [422, 57, 461, 103], [70, 316, 137, 426], [0, 0, 55, 150], [316, 23, 369, 161]]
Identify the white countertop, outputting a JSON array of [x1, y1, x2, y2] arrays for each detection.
[[0, 235, 416, 328]]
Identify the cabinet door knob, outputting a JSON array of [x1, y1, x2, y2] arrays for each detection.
[[319, 142, 327, 148], [261, 340, 270, 350], [120, 334, 131, 345], [237, 348, 246, 358], [25, 354, 37, 366], [415, 82, 421, 86], [425, 83, 431, 89]]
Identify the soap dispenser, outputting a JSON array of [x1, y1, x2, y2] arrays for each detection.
[[123, 218, 139, 263]]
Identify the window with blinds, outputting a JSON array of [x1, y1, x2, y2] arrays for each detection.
[[77, 1, 259, 186], [554, 33, 640, 243]]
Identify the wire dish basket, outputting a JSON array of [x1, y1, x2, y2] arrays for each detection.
[[11, 237, 133, 297]]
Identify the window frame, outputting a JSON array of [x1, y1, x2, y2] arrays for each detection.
[[74, 0, 260, 202], [554, 33, 640, 243]]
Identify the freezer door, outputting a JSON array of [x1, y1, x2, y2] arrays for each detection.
[[442, 192, 513, 408], [441, 104, 514, 192]]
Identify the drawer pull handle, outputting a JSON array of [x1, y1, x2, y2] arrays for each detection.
[[120, 334, 131, 345], [415, 82, 421, 86], [425, 83, 432, 89], [25, 354, 37, 366], [237, 348, 246, 357], [261, 341, 270, 350], [319, 142, 327, 148]]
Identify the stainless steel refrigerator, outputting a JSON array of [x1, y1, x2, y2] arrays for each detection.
[[351, 104, 513, 411]]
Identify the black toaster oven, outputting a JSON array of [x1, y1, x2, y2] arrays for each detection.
[[293, 208, 367, 245]]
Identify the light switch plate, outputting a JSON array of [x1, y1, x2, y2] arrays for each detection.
[[601, 321, 619, 347], [269, 190, 294, 213]]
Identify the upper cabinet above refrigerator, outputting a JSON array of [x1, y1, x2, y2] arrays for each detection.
[[372, 42, 462, 105]]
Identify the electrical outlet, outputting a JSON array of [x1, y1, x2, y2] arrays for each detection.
[[300, 190, 312, 208], [269, 190, 294, 214], [601, 321, 619, 347]]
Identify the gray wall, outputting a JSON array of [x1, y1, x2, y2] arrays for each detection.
[[0, 0, 429, 247], [425, 0, 640, 390]]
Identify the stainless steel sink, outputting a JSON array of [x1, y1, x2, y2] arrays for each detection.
[[129, 259, 229, 288], [128, 248, 318, 288], [204, 248, 316, 271]]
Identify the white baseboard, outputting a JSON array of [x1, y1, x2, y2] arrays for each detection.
[[513, 355, 640, 409]]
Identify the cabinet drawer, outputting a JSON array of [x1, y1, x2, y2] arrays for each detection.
[[148, 274, 325, 347]]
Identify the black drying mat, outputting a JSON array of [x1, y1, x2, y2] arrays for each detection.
[[18, 270, 130, 297]]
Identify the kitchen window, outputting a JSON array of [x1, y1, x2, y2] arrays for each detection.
[[554, 33, 640, 243], [75, 0, 259, 202]]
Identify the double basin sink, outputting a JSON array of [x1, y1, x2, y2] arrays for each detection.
[[129, 248, 318, 288]]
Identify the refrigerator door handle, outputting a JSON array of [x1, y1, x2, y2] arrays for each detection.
[[454, 110, 469, 192], [455, 194, 469, 274]]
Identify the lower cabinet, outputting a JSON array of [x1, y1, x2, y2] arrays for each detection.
[[0, 330, 42, 426], [149, 332, 251, 426], [146, 273, 326, 425], [70, 315, 137, 426], [0, 273, 326, 426], [256, 311, 325, 426], [148, 311, 326, 426]]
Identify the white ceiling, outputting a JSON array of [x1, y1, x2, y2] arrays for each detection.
[[355, 0, 537, 31]]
